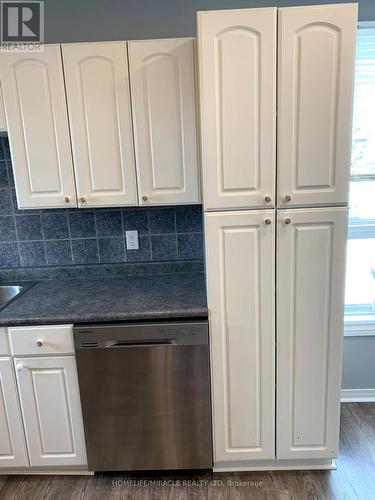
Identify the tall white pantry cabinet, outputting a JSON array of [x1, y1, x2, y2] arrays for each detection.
[[198, 3, 357, 471]]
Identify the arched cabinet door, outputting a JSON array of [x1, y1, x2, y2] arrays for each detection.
[[277, 4, 357, 208], [128, 38, 199, 206], [0, 46, 77, 209], [198, 8, 277, 211], [62, 42, 138, 207]]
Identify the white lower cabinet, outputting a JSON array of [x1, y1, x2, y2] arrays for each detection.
[[277, 208, 347, 460], [14, 355, 87, 468], [205, 210, 275, 463], [0, 358, 29, 468]]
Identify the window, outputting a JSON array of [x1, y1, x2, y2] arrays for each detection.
[[345, 23, 375, 335]]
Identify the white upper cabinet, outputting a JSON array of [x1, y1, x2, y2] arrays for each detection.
[[205, 210, 275, 463], [0, 86, 6, 131], [0, 358, 29, 468], [277, 208, 347, 460], [277, 4, 357, 208], [15, 355, 87, 467], [62, 42, 138, 207], [0, 45, 77, 208], [198, 8, 277, 211], [129, 38, 199, 206]]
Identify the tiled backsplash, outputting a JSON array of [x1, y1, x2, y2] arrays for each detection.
[[0, 136, 204, 268]]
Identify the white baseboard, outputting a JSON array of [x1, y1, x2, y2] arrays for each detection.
[[341, 388, 375, 402], [214, 459, 335, 472]]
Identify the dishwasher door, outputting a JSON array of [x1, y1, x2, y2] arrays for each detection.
[[74, 321, 212, 471]]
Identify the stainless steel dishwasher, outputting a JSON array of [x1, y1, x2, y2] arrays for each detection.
[[73, 321, 212, 471]]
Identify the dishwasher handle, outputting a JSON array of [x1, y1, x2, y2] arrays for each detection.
[[104, 339, 176, 348]]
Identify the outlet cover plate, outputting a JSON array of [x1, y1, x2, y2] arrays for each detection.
[[125, 230, 139, 250]]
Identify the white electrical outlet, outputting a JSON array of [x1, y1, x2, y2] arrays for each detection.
[[125, 230, 139, 250]]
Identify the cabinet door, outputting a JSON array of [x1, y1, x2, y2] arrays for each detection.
[[277, 208, 347, 459], [0, 358, 29, 468], [198, 8, 276, 211], [62, 42, 138, 207], [0, 45, 77, 208], [0, 85, 6, 131], [129, 38, 199, 206], [15, 356, 87, 467], [205, 210, 275, 464], [277, 4, 357, 207]]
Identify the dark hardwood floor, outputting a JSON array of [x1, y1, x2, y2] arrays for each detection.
[[1, 403, 374, 499]]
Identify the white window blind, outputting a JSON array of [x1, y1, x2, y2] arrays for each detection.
[[345, 25, 375, 335], [351, 27, 375, 178]]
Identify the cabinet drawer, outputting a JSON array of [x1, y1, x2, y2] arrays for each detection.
[[8, 325, 74, 356], [0, 327, 10, 355]]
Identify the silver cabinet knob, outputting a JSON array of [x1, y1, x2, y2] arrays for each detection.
[[264, 195, 272, 203], [36, 339, 44, 348], [80, 197, 86, 203], [64, 196, 70, 204], [264, 218, 272, 225], [284, 194, 292, 202], [284, 217, 291, 225], [142, 195, 148, 202]]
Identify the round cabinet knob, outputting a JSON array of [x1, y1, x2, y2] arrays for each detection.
[[284, 194, 292, 202], [264, 195, 272, 203], [36, 339, 44, 348], [16, 362, 23, 371], [64, 196, 70, 204], [142, 195, 148, 202], [284, 217, 291, 225], [80, 197, 86, 203], [264, 218, 272, 225]]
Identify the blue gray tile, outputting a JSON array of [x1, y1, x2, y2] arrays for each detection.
[[41, 212, 69, 240], [10, 189, 39, 215], [72, 239, 99, 264], [6, 161, 14, 185], [149, 208, 176, 234], [0, 161, 8, 188], [122, 209, 149, 235], [126, 236, 151, 262], [0, 242, 20, 267], [95, 210, 122, 237], [176, 205, 203, 233], [0, 137, 11, 160], [0, 189, 13, 215], [69, 211, 96, 238], [0, 139, 205, 268], [19, 241, 46, 266], [151, 234, 177, 261], [45, 240, 73, 265], [98, 237, 125, 263], [15, 214, 42, 241], [177, 233, 204, 259], [0, 216, 16, 242]]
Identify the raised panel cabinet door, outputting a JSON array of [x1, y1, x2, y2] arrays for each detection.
[[15, 356, 87, 467], [0, 358, 29, 468], [277, 4, 357, 207], [0, 45, 77, 208], [277, 208, 348, 460], [128, 38, 199, 206], [198, 8, 276, 211], [62, 42, 138, 207], [205, 210, 275, 464]]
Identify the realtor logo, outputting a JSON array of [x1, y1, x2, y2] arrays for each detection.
[[1, 1, 44, 51]]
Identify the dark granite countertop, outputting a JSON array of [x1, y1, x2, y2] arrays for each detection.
[[0, 272, 207, 326]]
